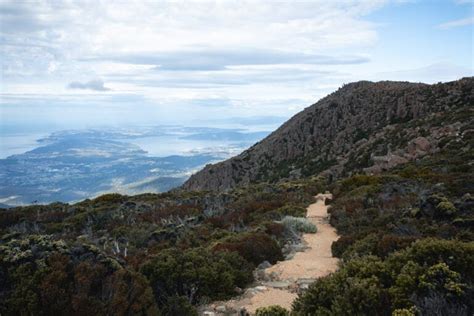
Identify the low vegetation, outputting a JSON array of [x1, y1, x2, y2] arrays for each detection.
[[280, 216, 317, 234], [0, 178, 323, 315]]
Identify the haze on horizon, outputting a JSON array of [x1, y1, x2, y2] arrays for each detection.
[[1, 0, 473, 134]]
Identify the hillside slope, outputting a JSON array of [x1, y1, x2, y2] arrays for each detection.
[[183, 78, 474, 191]]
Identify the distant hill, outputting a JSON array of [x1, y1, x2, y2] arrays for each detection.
[[183, 77, 474, 191]]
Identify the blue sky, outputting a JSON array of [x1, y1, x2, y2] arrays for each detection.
[[0, 0, 472, 133]]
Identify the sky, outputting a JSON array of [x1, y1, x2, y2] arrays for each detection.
[[0, 0, 473, 133]]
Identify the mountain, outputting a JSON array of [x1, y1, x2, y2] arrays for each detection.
[[183, 78, 474, 191]]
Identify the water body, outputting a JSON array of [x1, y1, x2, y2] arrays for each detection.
[[0, 126, 271, 206]]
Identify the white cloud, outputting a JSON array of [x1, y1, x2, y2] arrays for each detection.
[[0, 0, 471, 130], [1, 1, 382, 80], [438, 16, 474, 29], [374, 62, 473, 83]]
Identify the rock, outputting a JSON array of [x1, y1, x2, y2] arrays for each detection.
[[296, 278, 316, 289], [254, 286, 268, 292], [215, 305, 226, 313], [264, 281, 291, 289], [254, 268, 270, 281], [203, 312, 216, 316], [257, 260, 272, 270], [411, 136, 431, 152], [297, 278, 316, 283], [268, 271, 279, 280]]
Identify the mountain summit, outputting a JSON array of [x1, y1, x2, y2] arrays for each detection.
[[183, 78, 474, 191]]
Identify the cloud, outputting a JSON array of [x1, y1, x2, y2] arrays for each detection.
[[375, 62, 473, 83], [438, 16, 474, 29], [67, 80, 111, 91], [1, 0, 471, 129], [0, 2, 47, 33], [104, 67, 337, 90], [87, 49, 370, 71], [188, 98, 233, 107], [1, 1, 380, 81]]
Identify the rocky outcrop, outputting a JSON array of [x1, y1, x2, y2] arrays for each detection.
[[183, 78, 474, 191]]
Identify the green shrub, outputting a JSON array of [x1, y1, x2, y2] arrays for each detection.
[[436, 201, 457, 216], [160, 296, 196, 316], [255, 305, 289, 316], [212, 232, 283, 265], [140, 247, 253, 305], [331, 235, 356, 258], [392, 307, 417, 316], [263, 221, 285, 238], [0, 237, 159, 316], [293, 239, 474, 315], [280, 216, 317, 234], [339, 174, 381, 193], [274, 205, 307, 218]]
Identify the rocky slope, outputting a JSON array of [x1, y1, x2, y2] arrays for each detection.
[[183, 77, 474, 191]]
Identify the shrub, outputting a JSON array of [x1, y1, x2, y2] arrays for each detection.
[[280, 216, 317, 234], [160, 296, 196, 316], [376, 235, 417, 258], [436, 201, 457, 216], [140, 247, 253, 305], [339, 174, 381, 193], [212, 232, 283, 265], [255, 305, 289, 316], [392, 307, 417, 316], [0, 237, 159, 316], [263, 221, 285, 238], [274, 205, 307, 218], [92, 193, 126, 204], [293, 239, 474, 316], [331, 235, 357, 258]]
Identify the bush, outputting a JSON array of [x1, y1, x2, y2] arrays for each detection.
[[92, 193, 126, 204], [141, 247, 253, 305], [339, 174, 381, 193], [436, 201, 457, 216], [280, 216, 317, 234], [255, 305, 289, 316], [160, 296, 196, 316], [392, 307, 417, 316], [274, 205, 307, 218], [0, 237, 159, 316], [263, 221, 285, 238], [212, 232, 283, 265], [331, 235, 356, 258], [293, 239, 474, 316]]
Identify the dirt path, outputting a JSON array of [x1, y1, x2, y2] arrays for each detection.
[[201, 193, 339, 315]]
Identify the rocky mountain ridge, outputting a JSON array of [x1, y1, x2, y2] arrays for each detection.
[[183, 77, 474, 191]]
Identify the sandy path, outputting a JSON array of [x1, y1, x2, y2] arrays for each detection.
[[264, 193, 339, 281], [201, 193, 339, 315]]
